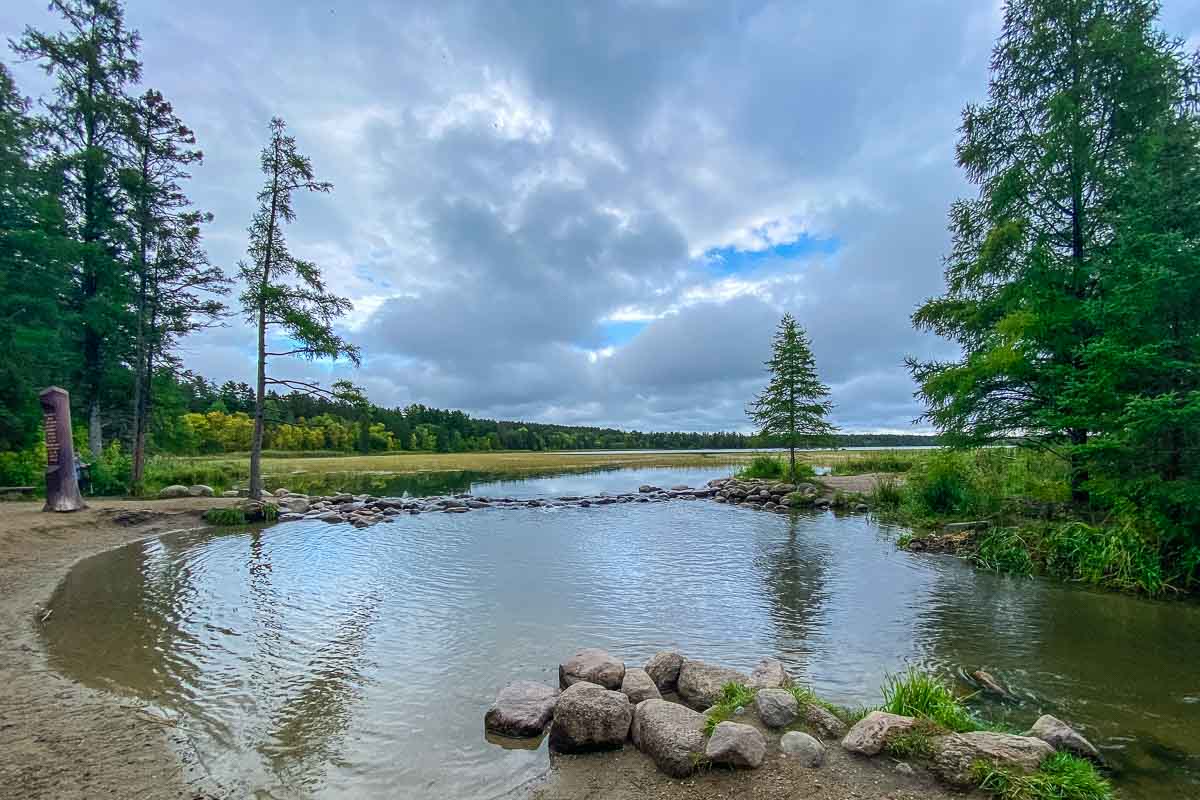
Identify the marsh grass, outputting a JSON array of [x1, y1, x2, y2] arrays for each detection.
[[736, 455, 816, 481], [203, 507, 248, 526], [973, 752, 1113, 800], [831, 451, 921, 475], [880, 669, 978, 733]]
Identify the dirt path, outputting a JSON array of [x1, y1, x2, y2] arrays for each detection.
[[0, 498, 233, 800]]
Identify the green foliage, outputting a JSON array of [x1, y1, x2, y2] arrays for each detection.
[[0, 440, 47, 489], [785, 685, 868, 725], [974, 752, 1112, 800], [884, 722, 942, 760], [736, 455, 815, 481], [203, 507, 247, 526], [87, 440, 132, 496], [870, 475, 904, 509], [831, 452, 918, 475], [880, 669, 977, 733], [703, 682, 758, 736]]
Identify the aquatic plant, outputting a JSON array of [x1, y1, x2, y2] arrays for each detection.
[[880, 669, 977, 733], [973, 752, 1113, 800]]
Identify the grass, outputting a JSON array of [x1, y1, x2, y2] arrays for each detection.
[[973, 752, 1113, 800], [831, 450, 922, 475], [786, 684, 870, 724], [870, 474, 904, 509], [884, 721, 943, 759], [880, 668, 978, 733], [203, 507, 247, 526], [736, 454, 816, 481], [703, 682, 759, 735]]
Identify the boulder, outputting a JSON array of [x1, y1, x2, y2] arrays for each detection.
[[644, 650, 685, 692], [676, 660, 750, 710], [559, 648, 625, 690], [780, 730, 826, 767], [220, 490, 240, 498], [748, 657, 792, 689], [931, 732, 1054, 787], [803, 703, 848, 739], [972, 669, 1011, 699], [548, 681, 633, 753], [484, 681, 560, 738], [187, 484, 215, 497], [841, 711, 916, 756], [620, 668, 661, 704], [279, 497, 310, 514], [1025, 715, 1102, 762], [705, 721, 766, 768], [157, 484, 190, 499], [754, 688, 799, 728], [631, 699, 707, 778]]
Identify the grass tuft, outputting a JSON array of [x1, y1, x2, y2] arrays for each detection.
[[203, 507, 248, 526], [973, 752, 1113, 800], [884, 720, 944, 759], [880, 669, 977, 733], [704, 682, 758, 736]]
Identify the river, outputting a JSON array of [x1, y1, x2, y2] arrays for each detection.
[[41, 466, 1200, 799]]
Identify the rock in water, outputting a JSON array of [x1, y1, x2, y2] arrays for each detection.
[[644, 650, 685, 692], [484, 681, 559, 738], [559, 648, 625, 690], [676, 660, 750, 710], [620, 668, 661, 704], [631, 699, 707, 778], [748, 657, 792, 689], [548, 682, 632, 753], [754, 688, 799, 728], [1025, 715, 1102, 762], [931, 732, 1054, 787], [972, 669, 1011, 698], [803, 703, 848, 738], [841, 711, 917, 755], [780, 731, 826, 767], [705, 721, 766, 768]]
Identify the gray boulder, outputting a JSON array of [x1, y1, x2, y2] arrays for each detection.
[[841, 711, 916, 756], [705, 721, 766, 768], [931, 731, 1055, 787], [803, 703, 848, 739], [676, 660, 750, 710], [559, 648, 625, 690], [188, 484, 215, 497], [1025, 715, 1101, 762], [157, 484, 190, 499], [484, 681, 559, 738], [631, 699, 707, 778], [748, 657, 792, 689], [754, 688, 799, 728], [620, 668, 661, 704], [780, 730, 826, 767], [220, 490, 240, 498], [548, 681, 632, 753], [644, 650, 685, 692]]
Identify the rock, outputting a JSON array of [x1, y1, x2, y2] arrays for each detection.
[[638, 485, 661, 493], [278, 512, 303, 522], [780, 730, 826, 767], [754, 688, 799, 728], [548, 682, 632, 754], [748, 657, 792, 689], [1025, 715, 1102, 762], [705, 721, 766, 768], [644, 651, 685, 693], [841, 711, 916, 756], [931, 731, 1055, 787], [895, 761, 915, 776], [972, 669, 1011, 698], [279, 497, 309, 514], [559, 648, 625, 690], [484, 681, 560, 738], [314, 511, 343, 523], [854, 503, 869, 512], [157, 484, 190, 499], [220, 490, 239, 498], [676, 660, 750, 710], [620, 668, 661, 704], [631, 699, 707, 778], [803, 703, 848, 739], [670, 484, 691, 491]]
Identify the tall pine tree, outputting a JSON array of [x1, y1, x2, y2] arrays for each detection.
[[748, 313, 836, 479]]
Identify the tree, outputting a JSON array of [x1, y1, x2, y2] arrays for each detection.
[[239, 117, 360, 499], [13, 0, 141, 457], [122, 88, 228, 490], [907, 0, 1193, 504], [748, 313, 836, 479]]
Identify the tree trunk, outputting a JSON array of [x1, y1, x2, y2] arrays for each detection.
[[249, 308, 267, 500], [88, 401, 102, 459], [1069, 427, 1089, 506]]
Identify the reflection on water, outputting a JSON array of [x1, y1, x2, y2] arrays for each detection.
[[42, 467, 1200, 799]]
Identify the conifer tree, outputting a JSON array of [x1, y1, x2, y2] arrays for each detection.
[[239, 117, 360, 500], [748, 313, 836, 479]]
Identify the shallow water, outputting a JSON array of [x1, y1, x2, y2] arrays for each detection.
[[43, 466, 1200, 799]]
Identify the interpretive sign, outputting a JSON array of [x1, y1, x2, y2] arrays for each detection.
[[39, 386, 86, 512]]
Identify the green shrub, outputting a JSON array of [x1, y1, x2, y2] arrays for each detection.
[[736, 455, 815, 481], [87, 440, 132, 496], [907, 450, 976, 516], [880, 669, 977, 733], [832, 451, 919, 475], [973, 752, 1112, 800], [871, 475, 904, 509], [0, 442, 45, 490], [203, 507, 248, 526]]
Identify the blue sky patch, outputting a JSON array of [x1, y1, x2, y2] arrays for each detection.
[[598, 319, 649, 347], [704, 233, 839, 275]]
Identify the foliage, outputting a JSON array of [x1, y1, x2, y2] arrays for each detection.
[[973, 752, 1112, 800], [831, 451, 919, 475], [737, 454, 814, 481], [203, 506, 247, 526], [0, 439, 47, 488], [884, 722, 942, 760], [87, 439, 131, 495], [880, 669, 977, 733], [748, 313, 837, 481], [870, 475, 904, 510], [703, 682, 758, 736]]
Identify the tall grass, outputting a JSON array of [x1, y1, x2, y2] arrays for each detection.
[[831, 451, 920, 475], [973, 752, 1113, 800], [879, 669, 978, 732], [736, 454, 815, 481]]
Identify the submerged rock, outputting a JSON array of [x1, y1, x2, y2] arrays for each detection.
[[484, 681, 560, 738], [841, 711, 916, 756], [754, 688, 799, 728], [780, 730, 826, 767], [559, 648, 625, 690], [548, 681, 633, 753], [1025, 714, 1102, 762], [931, 731, 1054, 787], [705, 721, 766, 768], [676, 660, 750, 710], [644, 650, 685, 693], [972, 669, 1011, 699], [631, 699, 707, 778], [620, 668, 661, 704]]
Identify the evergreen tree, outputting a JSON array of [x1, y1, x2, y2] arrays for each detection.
[[13, 0, 141, 457], [907, 0, 1193, 504], [748, 313, 836, 479], [239, 117, 360, 499]]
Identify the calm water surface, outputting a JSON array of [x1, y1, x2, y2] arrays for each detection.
[[43, 466, 1200, 799]]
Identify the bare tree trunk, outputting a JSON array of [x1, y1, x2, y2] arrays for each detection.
[[249, 308, 267, 500], [88, 401, 102, 458]]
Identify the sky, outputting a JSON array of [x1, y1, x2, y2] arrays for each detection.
[[4, 1, 1199, 434]]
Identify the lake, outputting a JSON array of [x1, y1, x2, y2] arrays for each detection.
[[42, 466, 1200, 799]]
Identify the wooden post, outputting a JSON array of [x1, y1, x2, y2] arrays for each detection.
[[39, 386, 87, 512]]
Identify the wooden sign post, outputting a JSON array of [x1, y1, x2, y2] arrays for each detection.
[[39, 386, 86, 512]]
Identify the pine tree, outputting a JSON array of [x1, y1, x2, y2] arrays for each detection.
[[239, 117, 360, 500], [748, 313, 836, 479], [907, 0, 1192, 504], [13, 0, 141, 457]]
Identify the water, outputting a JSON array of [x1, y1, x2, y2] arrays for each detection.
[[42, 466, 1200, 799]]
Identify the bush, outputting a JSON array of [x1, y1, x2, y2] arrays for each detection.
[[973, 752, 1112, 800], [832, 451, 919, 475], [880, 669, 977, 733], [737, 455, 815, 481], [203, 507, 248, 526], [871, 475, 904, 509], [87, 440, 132, 496], [0, 442, 45, 490], [907, 450, 976, 516]]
